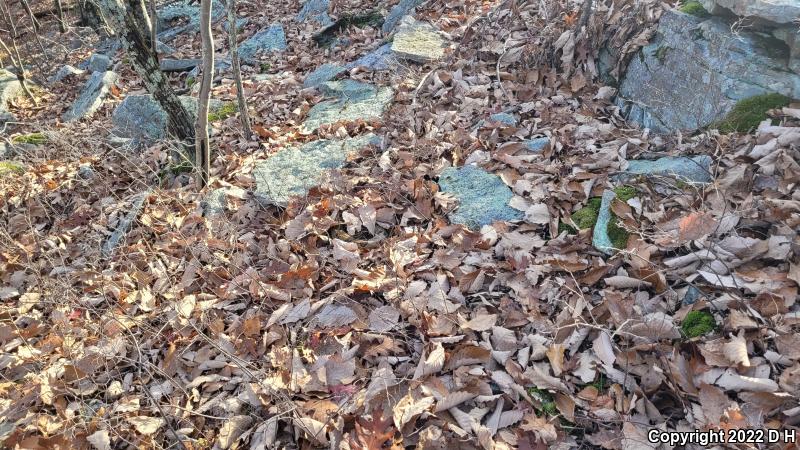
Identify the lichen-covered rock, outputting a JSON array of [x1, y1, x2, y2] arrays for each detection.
[[302, 80, 393, 133], [297, 0, 332, 25], [239, 24, 287, 64], [157, 0, 225, 42], [391, 17, 446, 63], [253, 134, 378, 206], [383, 0, 424, 34], [303, 63, 346, 89], [62, 71, 118, 122], [592, 190, 618, 255], [438, 165, 523, 229], [524, 137, 550, 153], [624, 155, 713, 183], [698, 0, 800, 24], [616, 10, 800, 132], [0, 69, 23, 122], [347, 43, 398, 71], [50, 65, 85, 83], [489, 113, 517, 126], [112, 94, 223, 142], [86, 54, 111, 72]]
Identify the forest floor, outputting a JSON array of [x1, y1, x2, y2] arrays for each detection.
[[1, 0, 799, 449]]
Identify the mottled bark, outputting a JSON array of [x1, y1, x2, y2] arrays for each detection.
[[227, 0, 251, 139], [148, 0, 157, 59], [195, 0, 213, 187], [98, 0, 194, 143]]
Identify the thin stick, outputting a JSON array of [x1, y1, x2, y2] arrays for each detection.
[[195, 0, 214, 188], [227, 0, 252, 139]]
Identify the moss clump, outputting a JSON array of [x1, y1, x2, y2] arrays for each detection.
[[607, 218, 629, 250], [714, 94, 791, 133], [559, 187, 636, 235], [12, 132, 47, 145], [681, 310, 716, 338], [679, 1, 710, 18], [613, 185, 637, 202], [208, 102, 237, 122], [527, 387, 558, 417], [0, 161, 25, 176], [259, 63, 271, 73]]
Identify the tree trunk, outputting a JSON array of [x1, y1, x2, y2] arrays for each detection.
[[195, 0, 213, 188], [227, 0, 251, 140], [97, 0, 194, 143], [55, 0, 66, 32], [149, 0, 157, 59], [79, 0, 104, 30]]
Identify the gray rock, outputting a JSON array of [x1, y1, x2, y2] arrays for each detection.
[[624, 155, 713, 183], [77, 163, 96, 180], [253, 134, 378, 206], [204, 186, 247, 215], [616, 10, 800, 132], [62, 71, 118, 122], [489, 112, 517, 126], [698, 0, 800, 25], [383, 0, 424, 35], [0, 69, 23, 122], [112, 94, 223, 142], [101, 191, 150, 257], [87, 53, 111, 72], [347, 43, 398, 71], [592, 190, 617, 255], [239, 24, 287, 64], [51, 65, 85, 83], [302, 80, 393, 133], [682, 285, 704, 305], [773, 27, 800, 74], [160, 58, 201, 72], [438, 165, 523, 229], [297, 0, 332, 25], [524, 137, 550, 153], [303, 63, 346, 89], [390, 16, 446, 63], [157, 0, 225, 42]]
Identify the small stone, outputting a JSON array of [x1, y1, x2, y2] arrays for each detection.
[[51, 65, 85, 83], [383, 0, 424, 35], [391, 16, 446, 63], [239, 24, 287, 64], [77, 164, 95, 180], [204, 186, 247, 216], [624, 155, 713, 183], [303, 63, 346, 89], [592, 190, 617, 255], [682, 285, 703, 305], [296, 0, 332, 25], [302, 81, 393, 133], [253, 134, 378, 206], [489, 112, 517, 126], [62, 71, 118, 122], [524, 137, 550, 153], [86, 54, 111, 72], [347, 43, 398, 71], [159, 58, 201, 72], [438, 165, 523, 230]]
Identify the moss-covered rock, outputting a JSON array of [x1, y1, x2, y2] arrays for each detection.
[[208, 102, 237, 122], [527, 387, 557, 417], [12, 132, 47, 145], [0, 161, 25, 176], [679, 1, 710, 18], [560, 186, 636, 239], [713, 93, 791, 133], [681, 310, 716, 338]]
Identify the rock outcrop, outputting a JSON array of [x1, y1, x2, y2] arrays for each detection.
[[302, 80, 393, 133], [390, 17, 446, 63], [62, 71, 118, 122], [615, 9, 799, 133], [438, 165, 523, 229], [297, 0, 332, 25], [112, 94, 223, 142], [0, 69, 23, 123], [239, 24, 287, 64], [383, 0, 424, 35]]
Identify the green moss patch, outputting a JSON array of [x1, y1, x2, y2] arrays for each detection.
[[12, 132, 47, 145], [681, 310, 716, 338], [714, 94, 791, 133], [527, 387, 558, 417], [679, 1, 710, 18], [559, 186, 636, 237], [208, 102, 237, 122], [0, 161, 25, 176]]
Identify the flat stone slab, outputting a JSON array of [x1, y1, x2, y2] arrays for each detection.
[[253, 134, 377, 206], [112, 94, 223, 142], [347, 43, 398, 71], [62, 71, 118, 122], [160, 58, 201, 72], [239, 24, 287, 64], [0, 69, 23, 122], [438, 165, 523, 229], [616, 10, 800, 132], [624, 155, 713, 183], [51, 65, 85, 83], [391, 16, 446, 63], [383, 0, 424, 34], [303, 63, 346, 89], [157, 1, 225, 42], [86, 54, 111, 72], [302, 80, 393, 133], [297, 0, 332, 25]]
